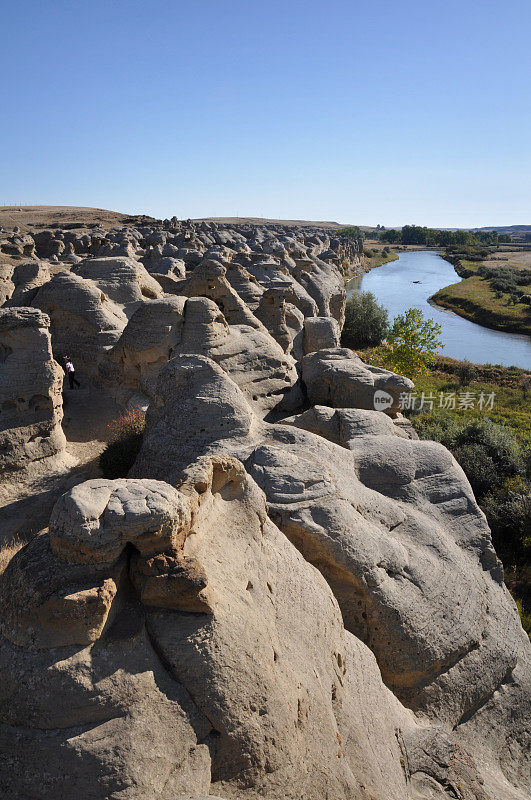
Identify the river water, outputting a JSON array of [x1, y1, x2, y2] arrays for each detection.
[[347, 250, 531, 369]]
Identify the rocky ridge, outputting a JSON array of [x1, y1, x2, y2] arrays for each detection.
[[0, 214, 529, 800]]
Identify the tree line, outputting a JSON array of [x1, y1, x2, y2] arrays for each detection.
[[378, 225, 510, 247], [338, 225, 511, 247]]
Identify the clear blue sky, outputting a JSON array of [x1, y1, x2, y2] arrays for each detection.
[[2, 0, 530, 227]]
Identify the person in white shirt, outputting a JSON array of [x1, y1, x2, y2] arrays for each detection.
[[64, 356, 80, 390]]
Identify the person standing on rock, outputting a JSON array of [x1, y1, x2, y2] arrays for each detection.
[[64, 356, 80, 389]]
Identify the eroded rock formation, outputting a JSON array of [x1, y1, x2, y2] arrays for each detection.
[[0, 215, 529, 800], [0, 307, 67, 471]]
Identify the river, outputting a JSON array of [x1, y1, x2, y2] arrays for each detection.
[[347, 250, 531, 369]]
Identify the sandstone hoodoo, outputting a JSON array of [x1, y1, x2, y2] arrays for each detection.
[[0, 213, 529, 800]]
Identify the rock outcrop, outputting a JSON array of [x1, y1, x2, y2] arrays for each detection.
[[0, 215, 529, 800], [302, 347, 414, 415], [129, 353, 530, 800], [0, 456, 466, 799], [71, 256, 164, 314], [32, 271, 128, 378], [0, 307, 67, 471]]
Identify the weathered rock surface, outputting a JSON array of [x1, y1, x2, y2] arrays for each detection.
[[0, 307, 67, 470], [303, 314, 341, 354], [1, 216, 529, 800], [302, 347, 414, 415], [0, 458, 434, 799], [32, 271, 127, 375], [72, 256, 163, 314], [103, 296, 186, 399], [130, 354, 530, 800]]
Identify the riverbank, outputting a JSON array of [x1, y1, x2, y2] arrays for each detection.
[[433, 249, 531, 336], [361, 246, 398, 270], [347, 250, 531, 368], [342, 246, 398, 280]]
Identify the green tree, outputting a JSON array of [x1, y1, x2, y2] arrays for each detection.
[[338, 226, 364, 240], [341, 291, 389, 349], [380, 308, 443, 378]]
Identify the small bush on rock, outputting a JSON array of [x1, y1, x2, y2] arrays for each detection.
[[99, 407, 146, 479]]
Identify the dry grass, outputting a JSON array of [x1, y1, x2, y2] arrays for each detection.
[[0, 536, 24, 576], [433, 251, 531, 336], [0, 205, 130, 233]]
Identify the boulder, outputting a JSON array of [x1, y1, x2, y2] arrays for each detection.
[[302, 347, 414, 415], [303, 315, 340, 354], [0, 457, 425, 800], [49, 478, 192, 566], [180, 260, 264, 329], [130, 355, 530, 798], [175, 298, 303, 414], [104, 296, 186, 399], [5, 260, 51, 307]]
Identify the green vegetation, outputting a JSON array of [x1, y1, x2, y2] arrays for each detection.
[[413, 415, 525, 497], [361, 246, 399, 270], [337, 226, 365, 240], [99, 407, 146, 479], [379, 224, 510, 247], [402, 359, 531, 445], [341, 291, 389, 349], [375, 308, 443, 379], [432, 252, 531, 335]]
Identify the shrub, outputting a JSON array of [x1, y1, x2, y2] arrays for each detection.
[[341, 291, 389, 349], [452, 443, 500, 498], [482, 478, 531, 558], [457, 360, 477, 385], [99, 407, 146, 479], [413, 415, 524, 500], [482, 478, 531, 639], [338, 226, 364, 240], [516, 600, 531, 637]]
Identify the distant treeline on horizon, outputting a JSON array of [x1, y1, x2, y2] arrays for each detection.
[[339, 225, 511, 247]]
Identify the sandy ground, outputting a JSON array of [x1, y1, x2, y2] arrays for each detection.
[[0, 379, 120, 545]]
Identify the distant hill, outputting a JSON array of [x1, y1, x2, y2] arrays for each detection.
[[1, 207, 529, 240], [472, 224, 531, 241], [0, 205, 131, 232]]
